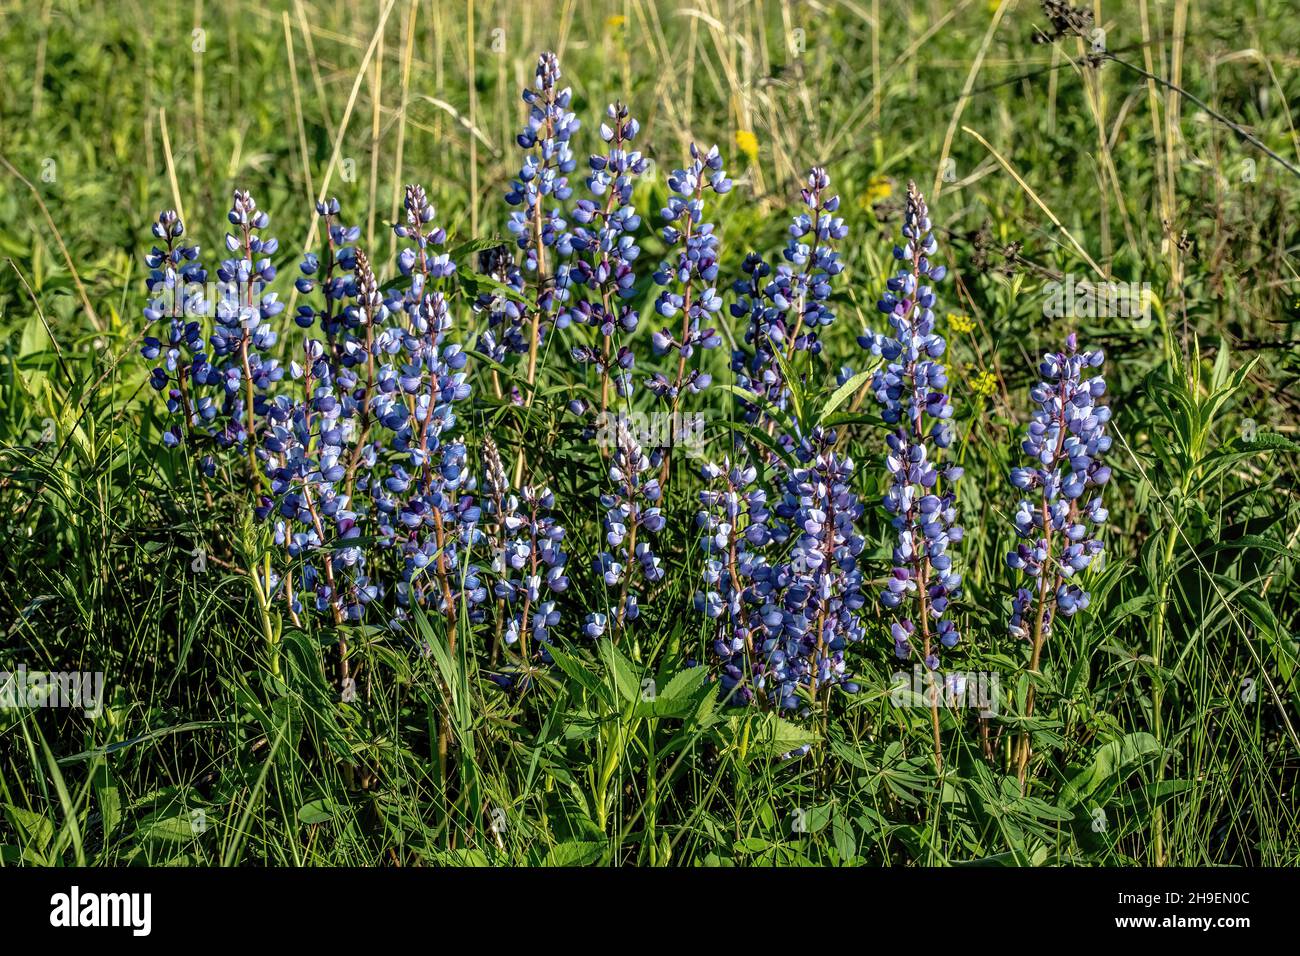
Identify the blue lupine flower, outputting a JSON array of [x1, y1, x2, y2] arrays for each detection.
[[867, 182, 963, 671], [693, 428, 867, 712], [482, 436, 570, 660], [732, 168, 846, 433], [141, 209, 211, 444], [588, 419, 664, 635], [645, 143, 730, 407], [503, 52, 580, 367], [784, 166, 848, 349], [472, 244, 527, 362], [693, 457, 777, 702], [292, 197, 361, 347], [1007, 333, 1110, 639], [763, 431, 867, 709], [565, 101, 648, 412]]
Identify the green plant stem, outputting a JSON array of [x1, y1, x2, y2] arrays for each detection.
[[249, 556, 279, 679]]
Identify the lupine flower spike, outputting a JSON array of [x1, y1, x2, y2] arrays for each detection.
[[483, 434, 570, 667], [143, 209, 210, 466], [647, 144, 730, 481], [567, 101, 647, 423], [506, 52, 579, 395], [693, 428, 867, 724], [1010, 333, 1109, 783], [693, 459, 774, 702], [586, 419, 665, 639], [732, 167, 847, 438], [769, 430, 867, 713], [867, 181, 963, 772]]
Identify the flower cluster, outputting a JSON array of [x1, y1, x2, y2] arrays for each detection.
[[783, 167, 848, 351], [293, 197, 361, 339], [482, 436, 570, 659], [145, 185, 502, 648], [868, 182, 963, 670], [393, 184, 456, 298], [693, 459, 776, 699], [473, 244, 527, 369], [732, 167, 847, 427], [586, 420, 665, 636], [142, 209, 213, 457], [136, 46, 1144, 784], [504, 52, 580, 364], [144, 193, 291, 479], [1007, 333, 1110, 639], [276, 217, 483, 631], [565, 102, 648, 410], [693, 430, 868, 711], [765, 435, 867, 708], [644, 144, 730, 406]]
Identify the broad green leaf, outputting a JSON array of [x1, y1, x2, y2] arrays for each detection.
[[298, 799, 336, 825], [598, 639, 642, 704], [543, 840, 604, 866], [546, 644, 610, 704], [817, 369, 872, 424], [1059, 733, 1161, 809]]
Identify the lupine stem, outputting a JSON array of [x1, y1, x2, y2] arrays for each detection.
[[614, 465, 640, 634]]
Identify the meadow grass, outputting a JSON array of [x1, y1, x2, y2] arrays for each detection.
[[0, 0, 1297, 866]]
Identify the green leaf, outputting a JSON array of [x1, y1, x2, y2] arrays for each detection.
[[545, 644, 609, 703], [435, 848, 491, 866], [138, 811, 204, 843], [1205, 534, 1295, 560], [817, 369, 872, 424], [449, 236, 509, 260], [720, 384, 797, 437], [93, 764, 120, 841], [543, 840, 605, 866], [298, 799, 336, 825], [3, 805, 53, 853], [745, 712, 819, 761], [769, 347, 805, 426], [1059, 733, 1161, 809], [598, 639, 642, 704], [658, 665, 708, 703], [832, 812, 857, 861]]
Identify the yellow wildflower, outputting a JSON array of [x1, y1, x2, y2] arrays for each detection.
[[860, 174, 892, 210], [947, 312, 975, 334], [735, 129, 759, 163], [607, 15, 626, 29], [972, 369, 998, 398]]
